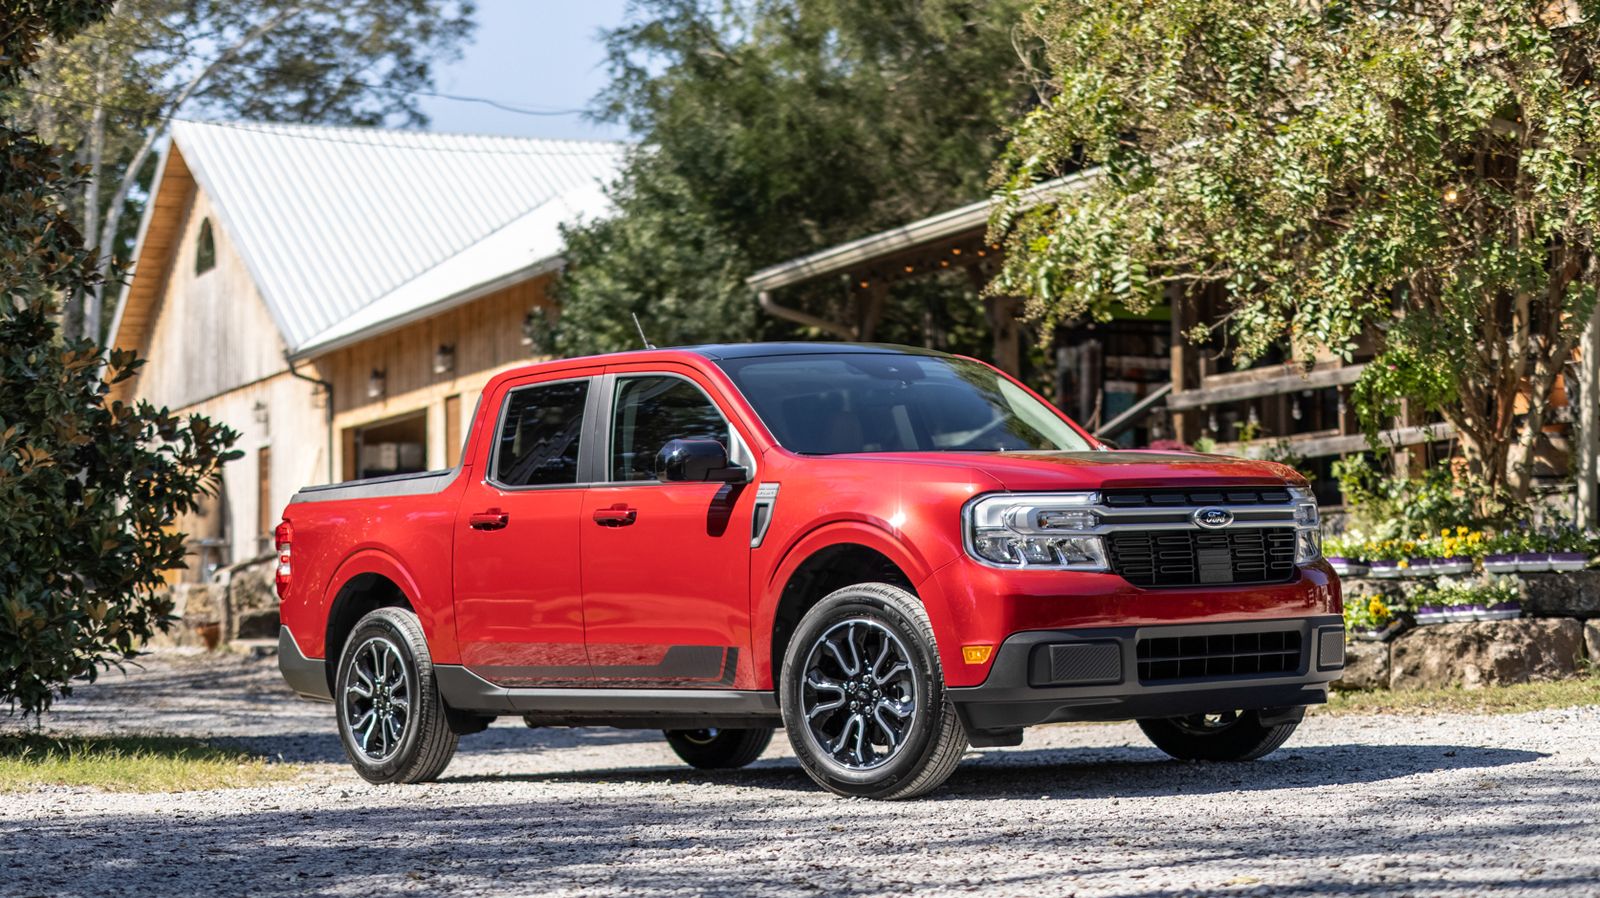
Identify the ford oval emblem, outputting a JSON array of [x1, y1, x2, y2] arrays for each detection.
[[1193, 507, 1233, 529]]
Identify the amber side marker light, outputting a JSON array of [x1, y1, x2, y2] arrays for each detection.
[[962, 645, 994, 665]]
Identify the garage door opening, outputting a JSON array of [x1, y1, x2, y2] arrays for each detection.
[[346, 412, 427, 481]]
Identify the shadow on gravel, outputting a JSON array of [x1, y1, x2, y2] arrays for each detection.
[[0, 760, 1588, 898], [433, 741, 1544, 797], [220, 724, 668, 764]]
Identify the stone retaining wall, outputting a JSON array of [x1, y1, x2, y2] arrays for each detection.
[[1339, 618, 1592, 691], [145, 555, 280, 649], [1335, 569, 1599, 691]]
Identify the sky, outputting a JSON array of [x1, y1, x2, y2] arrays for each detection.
[[414, 0, 633, 142]]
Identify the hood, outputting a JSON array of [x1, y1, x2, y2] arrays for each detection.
[[848, 449, 1305, 492]]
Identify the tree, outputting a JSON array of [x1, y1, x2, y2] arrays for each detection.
[[991, 0, 1600, 497], [2, 0, 240, 717], [542, 0, 1036, 358], [9, 0, 475, 340]]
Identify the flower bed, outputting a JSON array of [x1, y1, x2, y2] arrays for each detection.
[[1326, 525, 1596, 581]]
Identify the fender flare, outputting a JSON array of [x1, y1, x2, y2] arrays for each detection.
[[755, 519, 960, 686], [321, 548, 448, 653]]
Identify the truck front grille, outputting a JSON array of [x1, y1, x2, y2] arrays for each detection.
[[1136, 629, 1303, 683], [1107, 528, 1297, 588]]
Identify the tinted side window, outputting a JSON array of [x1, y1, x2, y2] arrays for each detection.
[[493, 380, 589, 486], [611, 376, 729, 481]]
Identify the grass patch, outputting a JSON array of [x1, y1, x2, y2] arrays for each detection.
[[1320, 674, 1600, 716], [0, 733, 298, 793]]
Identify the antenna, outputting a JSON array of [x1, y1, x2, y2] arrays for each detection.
[[632, 313, 656, 350]]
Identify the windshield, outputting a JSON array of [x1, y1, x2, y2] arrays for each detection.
[[717, 353, 1093, 455]]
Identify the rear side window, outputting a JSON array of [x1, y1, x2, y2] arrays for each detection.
[[493, 380, 589, 486], [610, 375, 730, 481]]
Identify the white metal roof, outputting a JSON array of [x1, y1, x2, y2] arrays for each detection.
[[169, 120, 626, 354], [745, 168, 1102, 292]]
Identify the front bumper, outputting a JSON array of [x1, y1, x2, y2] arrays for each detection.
[[947, 615, 1344, 735]]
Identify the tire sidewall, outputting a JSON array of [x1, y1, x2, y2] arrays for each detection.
[[780, 586, 944, 795], [335, 610, 428, 783]]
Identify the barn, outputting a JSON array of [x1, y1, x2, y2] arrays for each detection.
[[107, 120, 625, 578]]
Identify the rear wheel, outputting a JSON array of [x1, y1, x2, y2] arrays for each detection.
[[664, 728, 773, 769], [335, 607, 458, 784], [1137, 710, 1299, 762], [780, 583, 967, 800]]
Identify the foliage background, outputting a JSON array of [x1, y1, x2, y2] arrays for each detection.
[[2, 0, 239, 717], [542, 0, 1040, 358], [992, 0, 1600, 496]]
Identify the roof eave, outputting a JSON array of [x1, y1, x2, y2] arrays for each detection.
[[286, 254, 566, 362], [744, 168, 1103, 293]]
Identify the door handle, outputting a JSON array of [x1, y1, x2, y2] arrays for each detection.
[[592, 505, 637, 527], [469, 510, 510, 531]]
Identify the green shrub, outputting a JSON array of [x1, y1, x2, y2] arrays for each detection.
[[2, 2, 239, 717]]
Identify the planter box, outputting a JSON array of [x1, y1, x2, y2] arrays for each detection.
[[1548, 553, 1588, 573], [1430, 557, 1474, 576], [1328, 557, 1369, 577], [1414, 605, 1447, 626], [1481, 602, 1522, 621], [1483, 554, 1520, 574], [1517, 552, 1552, 573], [1369, 561, 1402, 579], [1402, 558, 1433, 578]]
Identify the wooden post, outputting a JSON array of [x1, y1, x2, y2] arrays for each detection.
[[1578, 306, 1600, 528], [1169, 284, 1202, 444], [857, 282, 888, 343], [984, 296, 1022, 375]]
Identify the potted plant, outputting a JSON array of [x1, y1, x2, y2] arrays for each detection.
[[1429, 527, 1480, 576], [1480, 574, 1525, 620], [1547, 527, 1589, 572], [1324, 535, 1369, 577], [1483, 530, 1523, 574], [1344, 594, 1403, 640], [1400, 539, 1433, 578], [1367, 540, 1403, 579], [1517, 531, 1553, 573]]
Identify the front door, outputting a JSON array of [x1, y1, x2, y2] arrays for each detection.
[[579, 368, 757, 688], [453, 371, 597, 685]]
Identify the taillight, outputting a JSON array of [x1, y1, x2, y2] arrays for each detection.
[[274, 519, 293, 596]]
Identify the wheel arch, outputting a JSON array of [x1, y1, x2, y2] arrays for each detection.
[[760, 522, 952, 690], [322, 552, 427, 695]]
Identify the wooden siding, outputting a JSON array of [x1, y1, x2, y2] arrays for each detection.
[[320, 274, 556, 472], [131, 183, 290, 409]]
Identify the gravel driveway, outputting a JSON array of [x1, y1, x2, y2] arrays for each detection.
[[3, 651, 1598, 898]]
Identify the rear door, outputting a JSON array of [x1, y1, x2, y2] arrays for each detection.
[[453, 369, 598, 685], [578, 365, 759, 688]]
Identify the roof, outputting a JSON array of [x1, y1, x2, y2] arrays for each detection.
[[113, 120, 626, 359], [745, 167, 1103, 293], [683, 341, 951, 361]]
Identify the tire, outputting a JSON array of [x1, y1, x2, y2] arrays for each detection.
[[664, 727, 774, 769], [334, 607, 459, 784], [1137, 710, 1299, 762], [779, 582, 968, 800]]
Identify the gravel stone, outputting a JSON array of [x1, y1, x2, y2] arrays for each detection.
[[3, 650, 1599, 897]]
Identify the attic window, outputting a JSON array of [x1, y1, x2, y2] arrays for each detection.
[[195, 218, 216, 275]]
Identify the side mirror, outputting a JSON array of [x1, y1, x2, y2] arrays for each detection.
[[656, 439, 747, 483]]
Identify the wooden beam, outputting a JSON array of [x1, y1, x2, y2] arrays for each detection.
[[1168, 362, 1368, 410], [1211, 422, 1455, 460]]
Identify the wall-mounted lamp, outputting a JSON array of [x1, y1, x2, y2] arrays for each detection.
[[252, 399, 269, 429], [367, 368, 386, 400], [433, 343, 456, 375]]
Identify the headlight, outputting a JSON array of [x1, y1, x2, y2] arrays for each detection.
[[964, 492, 1110, 570], [1289, 487, 1321, 563]]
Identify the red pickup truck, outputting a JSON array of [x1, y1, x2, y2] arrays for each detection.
[[275, 343, 1342, 799]]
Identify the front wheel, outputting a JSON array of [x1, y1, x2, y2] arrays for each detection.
[[664, 728, 773, 769], [780, 583, 968, 800], [335, 607, 458, 784], [1137, 710, 1299, 762]]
